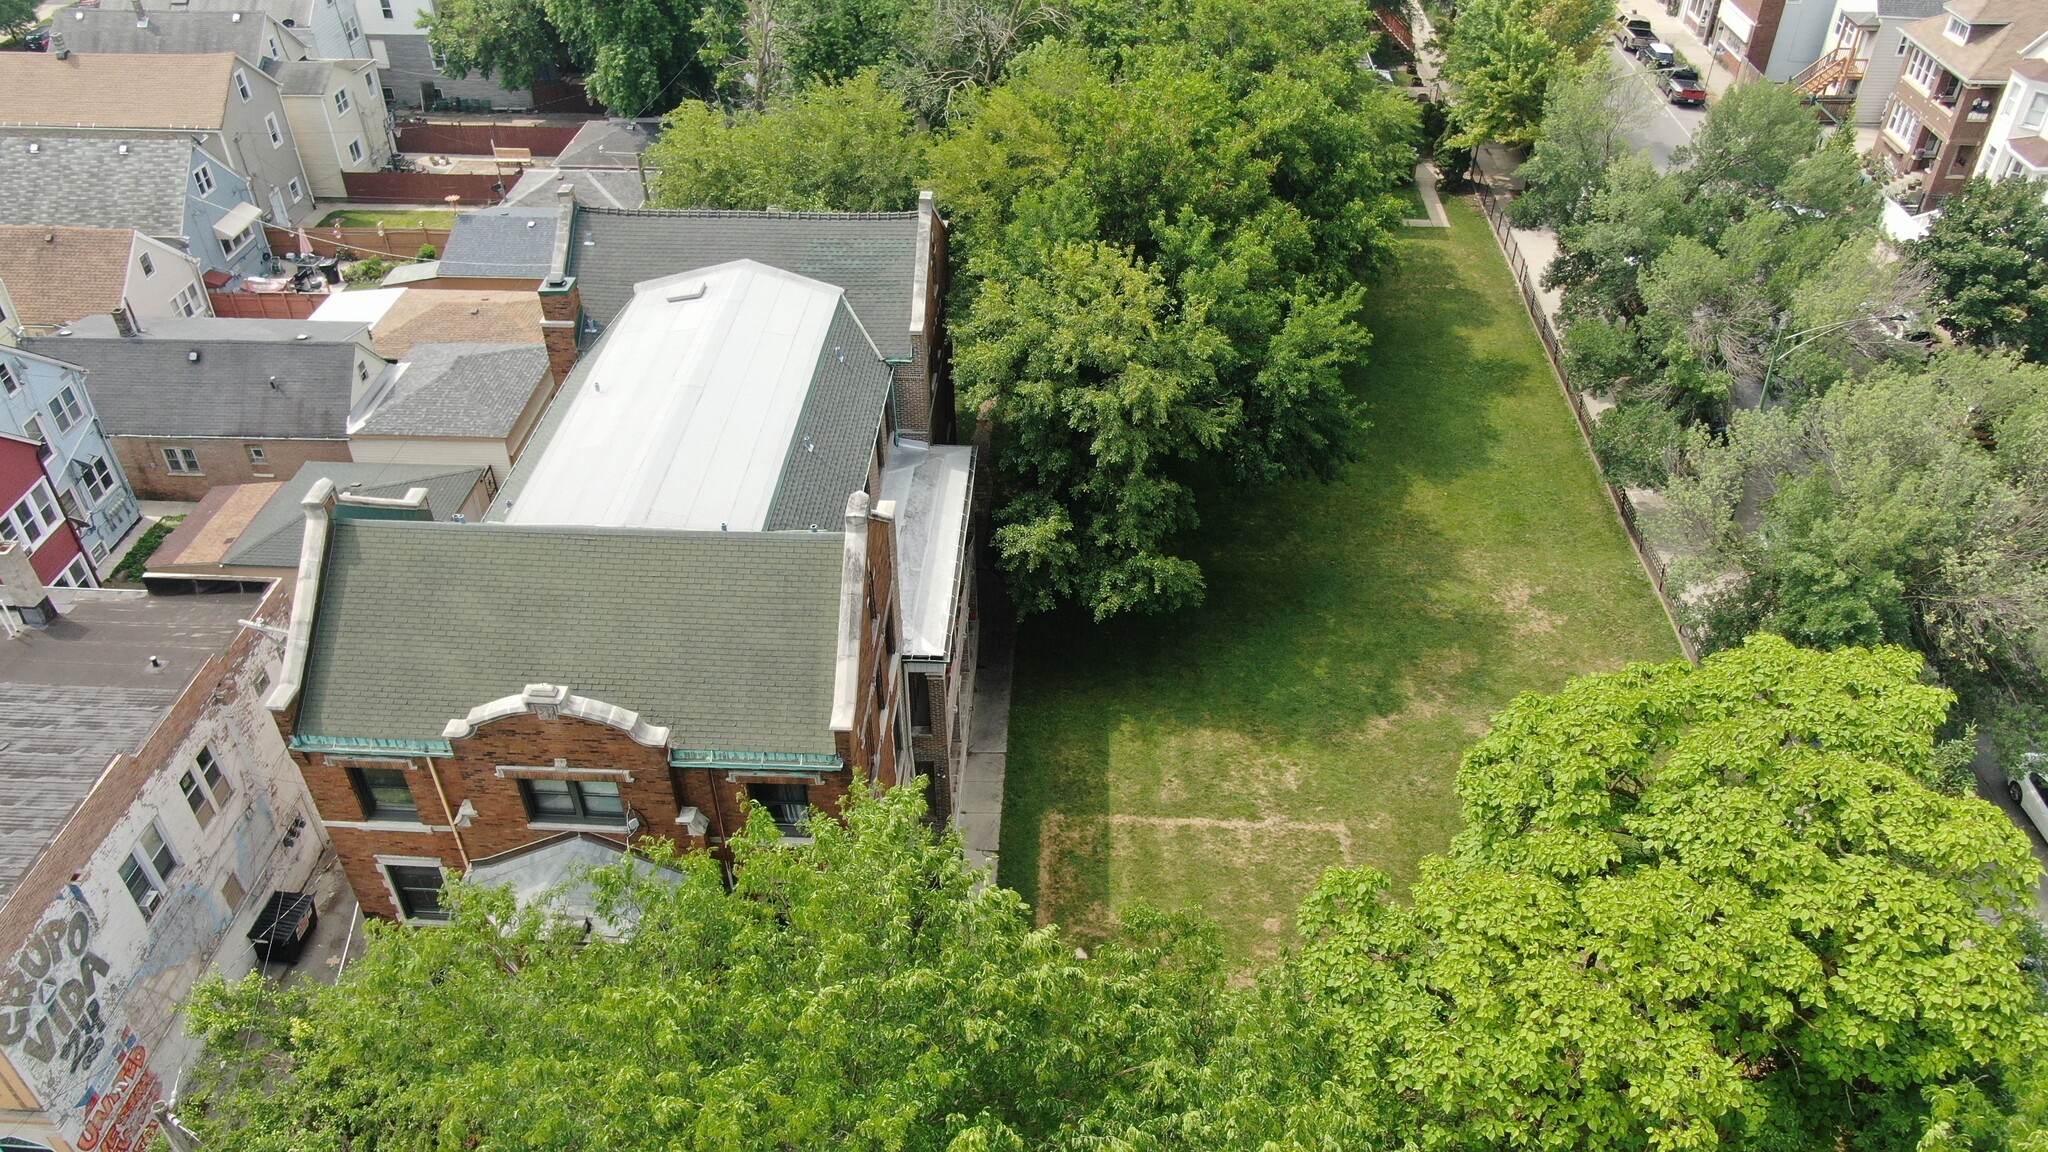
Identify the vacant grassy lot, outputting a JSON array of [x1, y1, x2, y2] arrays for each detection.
[[317, 209, 457, 230], [997, 200, 1680, 966]]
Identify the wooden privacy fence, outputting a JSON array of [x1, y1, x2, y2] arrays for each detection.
[[210, 292, 323, 319], [340, 170, 505, 206], [265, 224, 453, 261], [1472, 176, 1701, 662], [394, 121, 581, 157]]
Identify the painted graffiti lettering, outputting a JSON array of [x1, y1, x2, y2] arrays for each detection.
[[76, 1034, 159, 1152], [1, 907, 114, 1075]]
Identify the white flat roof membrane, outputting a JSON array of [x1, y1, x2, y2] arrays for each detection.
[[881, 441, 973, 658], [505, 260, 842, 531]]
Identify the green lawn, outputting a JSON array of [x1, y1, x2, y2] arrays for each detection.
[[996, 199, 1680, 966], [316, 209, 456, 230]]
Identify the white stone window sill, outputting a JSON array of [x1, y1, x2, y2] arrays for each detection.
[[527, 820, 632, 834]]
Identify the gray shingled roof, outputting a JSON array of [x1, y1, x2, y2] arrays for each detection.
[[270, 59, 333, 96], [222, 461, 486, 568], [57, 8, 288, 59], [567, 207, 919, 360], [555, 119, 659, 169], [501, 167, 647, 210], [356, 343, 549, 439], [765, 302, 894, 531], [296, 519, 846, 750], [439, 208, 557, 279], [22, 315, 372, 438], [0, 132, 193, 237]]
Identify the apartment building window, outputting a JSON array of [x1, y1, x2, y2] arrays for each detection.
[[267, 35, 281, 59], [908, 673, 933, 734], [747, 783, 810, 836], [384, 863, 447, 921], [139, 252, 155, 278], [334, 87, 352, 116], [20, 417, 43, 446], [118, 821, 178, 920], [47, 386, 82, 433], [179, 748, 234, 828], [1885, 101, 1921, 147], [52, 554, 91, 589], [247, 444, 268, 467], [193, 164, 216, 195], [519, 778, 625, 825], [349, 766, 419, 821], [198, 745, 234, 799], [379, 0, 392, 16], [2025, 91, 2048, 132], [0, 361, 16, 394], [1951, 145, 1976, 174], [289, 177, 305, 203], [0, 482, 61, 549], [348, 138, 365, 163], [163, 446, 201, 474], [1946, 16, 1969, 43], [78, 457, 116, 503], [234, 68, 252, 102], [173, 284, 202, 317], [1904, 46, 1940, 94], [266, 113, 283, 148]]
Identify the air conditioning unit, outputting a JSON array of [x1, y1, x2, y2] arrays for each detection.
[[138, 889, 162, 912]]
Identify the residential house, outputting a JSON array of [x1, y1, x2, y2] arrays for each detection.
[[271, 59, 395, 199], [143, 460, 492, 585], [1976, 29, 2048, 181], [20, 316, 388, 500], [0, 343, 142, 572], [55, 4, 308, 68], [393, 207, 558, 291], [0, 433, 94, 591], [345, 342, 557, 482], [352, 0, 527, 110], [0, 52, 316, 226], [137, 0, 369, 62], [0, 226, 211, 340], [0, 583, 330, 1151], [267, 259, 977, 924], [559, 191, 953, 442], [1875, 0, 2048, 207], [1711, 0, 1835, 81], [0, 132, 276, 279], [1797, 0, 1948, 126]]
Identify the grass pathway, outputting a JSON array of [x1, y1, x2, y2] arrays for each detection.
[[996, 198, 1680, 965]]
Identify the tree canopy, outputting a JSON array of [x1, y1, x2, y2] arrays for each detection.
[[181, 640, 2048, 1152], [1912, 176, 2048, 363], [1440, 0, 1608, 148]]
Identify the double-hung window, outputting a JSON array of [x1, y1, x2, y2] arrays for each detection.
[[0, 482, 61, 549], [349, 766, 419, 821], [234, 68, 252, 102], [47, 386, 82, 433], [223, 222, 255, 258], [347, 138, 364, 164], [163, 447, 200, 474], [385, 863, 447, 921], [265, 113, 283, 148], [0, 361, 17, 394], [51, 555, 91, 589], [180, 746, 235, 828], [193, 164, 216, 196], [139, 252, 155, 278], [119, 821, 178, 920], [2024, 90, 2048, 132], [1885, 100, 1921, 146], [519, 778, 625, 825], [747, 783, 811, 836], [334, 87, 352, 116], [78, 457, 116, 504]]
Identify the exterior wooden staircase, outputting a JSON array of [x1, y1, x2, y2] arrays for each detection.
[[1792, 47, 1864, 97]]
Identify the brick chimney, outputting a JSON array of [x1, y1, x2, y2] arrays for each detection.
[[0, 540, 57, 628], [536, 186, 583, 387]]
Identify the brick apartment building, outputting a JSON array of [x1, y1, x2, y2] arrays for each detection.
[[266, 259, 975, 923], [1874, 0, 2048, 208]]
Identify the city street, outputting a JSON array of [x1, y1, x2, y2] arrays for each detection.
[[1610, 42, 1710, 171]]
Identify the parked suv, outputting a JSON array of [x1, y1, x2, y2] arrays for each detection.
[[1640, 40, 1676, 67], [1666, 67, 1706, 105]]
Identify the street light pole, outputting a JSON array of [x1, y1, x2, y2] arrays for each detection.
[[1757, 311, 1910, 407]]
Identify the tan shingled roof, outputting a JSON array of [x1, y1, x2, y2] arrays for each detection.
[[369, 290, 545, 360], [0, 226, 134, 326], [151, 481, 286, 570], [1905, 4, 2048, 82], [0, 52, 234, 130]]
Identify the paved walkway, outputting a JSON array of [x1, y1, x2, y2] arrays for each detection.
[[1402, 161, 1450, 228], [955, 570, 1013, 872]]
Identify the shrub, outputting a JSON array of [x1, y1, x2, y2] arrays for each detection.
[[1590, 398, 1681, 488], [343, 257, 394, 284], [416, 243, 438, 260]]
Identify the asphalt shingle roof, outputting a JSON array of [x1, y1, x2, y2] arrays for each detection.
[[555, 119, 659, 169], [0, 226, 137, 327], [765, 302, 894, 531], [356, 343, 550, 439], [270, 59, 335, 96], [222, 461, 486, 568], [296, 519, 846, 750], [364, 289, 545, 360], [22, 315, 372, 438], [567, 207, 920, 360], [0, 132, 194, 237], [56, 8, 294, 59], [501, 167, 648, 210], [0, 52, 236, 130], [439, 208, 557, 279]]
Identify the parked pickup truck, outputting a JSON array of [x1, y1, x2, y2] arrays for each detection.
[[1615, 17, 1655, 52], [1666, 67, 1706, 105]]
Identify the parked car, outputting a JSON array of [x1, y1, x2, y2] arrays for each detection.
[[1666, 67, 1706, 105], [1640, 40, 1676, 68], [7, 26, 49, 50], [2008, 761, 2048, 843], [1615, 16, 1655, 52]]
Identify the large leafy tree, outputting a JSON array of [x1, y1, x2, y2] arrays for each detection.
[[1912, 176, 2048, 362], [1, 0, 38, 45], [1440, 0, 1608, 147], [178, 787, 1236, 1151], [1291, 636, 2044, 1152], [647, 71, 928, 210], [1508, 56, 1648, 231], [421, 0, 575, 94]]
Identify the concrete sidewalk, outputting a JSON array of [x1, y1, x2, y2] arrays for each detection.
[[955, 570, 1014, 873]]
